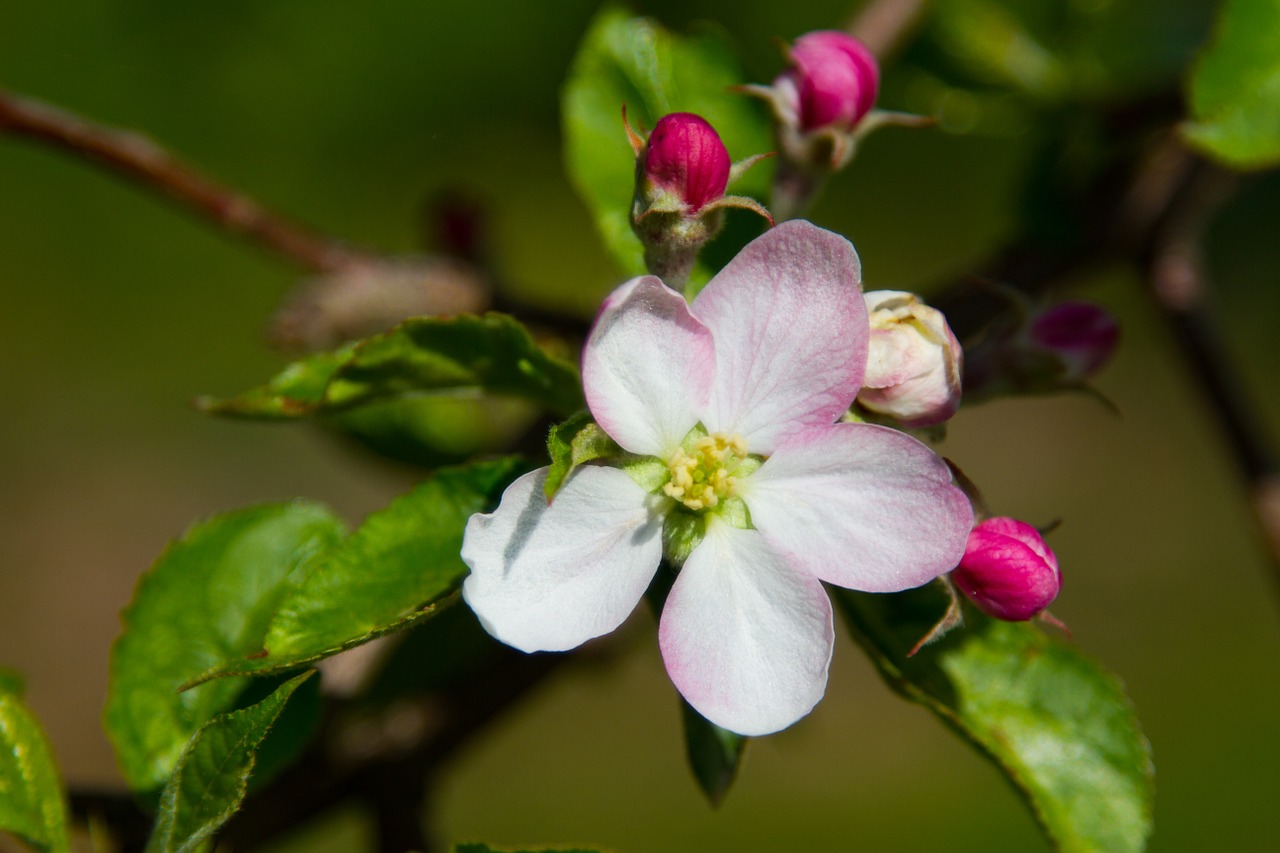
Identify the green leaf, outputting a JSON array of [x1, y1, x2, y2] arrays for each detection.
[[0, 688, 70, 853], [0, 668, 25, 697], [836, 585, 1153, 853], [562, 5, 772, 279], [190, 457, 528, 684], [200, 313, 583, 420], [681, 699, 746, 807], [145, 672, 314, 853], [105, 502, 347, 794], [1183, 0, 1280, 170], [545, 411, 622, 499]]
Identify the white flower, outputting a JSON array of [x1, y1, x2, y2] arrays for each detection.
[[858, 290, 963, 427], [461, 221, 973, 735]]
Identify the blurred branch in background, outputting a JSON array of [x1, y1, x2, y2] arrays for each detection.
[[0, 88, 369, 274], [848, 0, 930, 58], [1134, 139, 1280, 582]]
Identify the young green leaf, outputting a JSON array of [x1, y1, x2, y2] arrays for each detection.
[[189, 457, 529, 684], [0, 688, 70, 853], [200, 313, 583, 420], [1183, 0, 1280, 170], [562, 5, 771, 278], [105, 501, 347, 794], [145, 671, 314, 853], [836, 584, 1153, 853], [681, 699, 746, 807]]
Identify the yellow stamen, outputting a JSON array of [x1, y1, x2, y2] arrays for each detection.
[[662, 432, 749, 511]]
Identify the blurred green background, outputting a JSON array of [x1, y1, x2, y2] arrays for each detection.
[[2, 1, 1279, 851]]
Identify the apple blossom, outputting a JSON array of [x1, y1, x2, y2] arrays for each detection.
[[857, 290, 963, 427], [952, 517, 1061, 621], [461, 220, 974, 736]]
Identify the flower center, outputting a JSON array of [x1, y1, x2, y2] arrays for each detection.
[[662, 432, 749, 511]]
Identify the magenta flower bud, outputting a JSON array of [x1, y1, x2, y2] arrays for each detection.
[[787, 30, 880, 132], [627, 110, 772, 290], [642, 113, 731, 213], [857, 290, 963, 427], [952, 518, 1061, 621], [1027, 301, 1120, 383]]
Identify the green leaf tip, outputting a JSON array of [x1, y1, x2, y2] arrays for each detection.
[[682, 700, 747, 807], [202, 313, 583, 421], [145, 671, 314, 853]]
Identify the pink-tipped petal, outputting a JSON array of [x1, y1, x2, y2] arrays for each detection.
[[461, 466, 663, 653], [659, 520, 834, 736], [584, 276, 715, 457], [693, 220, 867, 453], [742, 423, 973, 592]]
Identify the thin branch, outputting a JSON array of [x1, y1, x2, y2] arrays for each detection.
[[217, 648, 567, 851], [1136, 140, 1280, 583], [848, 0, 930, 58], [0, 89, 371, 273]]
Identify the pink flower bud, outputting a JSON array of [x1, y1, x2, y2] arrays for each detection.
[[1027, 301, 1120, 383], [952, 517, 1061, 622], [785, 31, 879, 132], [857, 290, 963, 427], [642, 113, 731, 213]]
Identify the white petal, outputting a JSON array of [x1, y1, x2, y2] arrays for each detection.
[[742, 423, 974, 592], [658, 520, 834, 736], [583, 276, 715, 457], [692, 220, 866, 453], [461, 466, 663, 652]]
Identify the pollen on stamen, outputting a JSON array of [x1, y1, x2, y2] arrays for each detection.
[[663, 432, 749, 511]]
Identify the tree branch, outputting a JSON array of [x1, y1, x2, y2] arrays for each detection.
[[0, 89, 371, 273], [848, 0, 930, 58], [1136, 140, 1280, 584]]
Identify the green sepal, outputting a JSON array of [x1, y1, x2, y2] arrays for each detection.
[[835, 584, 1154, 853], [545, 412, 623, 500], [0, 684, 70, 853], [662, 510, 705, 567], [144, 672, 314, 853], [682, 699, 747, 807]]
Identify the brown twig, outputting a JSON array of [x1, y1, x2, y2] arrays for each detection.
[[848, 0, 930, 58], [0, 89, 371, 273], [217, 648, 567, 851], [1135, 140, 1280, 583]]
